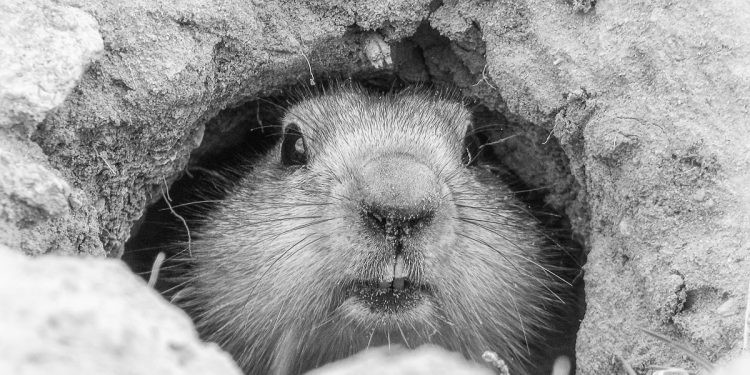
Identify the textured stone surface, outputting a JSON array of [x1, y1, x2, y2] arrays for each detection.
[[429, 1, 750, 373], [0, 135, 104, 256], [0, 0, 104, 256], [0, 0, 103, 135], [0, 245, 242, 375], [0, 144, 71, 218], [308, 346, 493, 375]]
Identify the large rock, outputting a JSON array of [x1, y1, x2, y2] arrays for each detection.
[[308, 346, 493, 375], [0, 0, 103, 135], [0, 245, 243, 375], [0, 0, 105, 256]]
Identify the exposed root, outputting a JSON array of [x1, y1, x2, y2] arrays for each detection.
[[473, 64, 498, 91], [161, 176, 192, 257]]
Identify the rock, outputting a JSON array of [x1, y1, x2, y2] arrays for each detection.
[[0, 0, 103, 136], [0, 146, 71, 218], [0, 245, 242, 375], [307, 346, 493, 375], [0, 0, 105, 256], [0, 135, 104, 256], [712, 354, 750, 375]]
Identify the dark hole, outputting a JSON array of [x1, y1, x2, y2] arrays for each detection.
[[122, 95, 284, 289]]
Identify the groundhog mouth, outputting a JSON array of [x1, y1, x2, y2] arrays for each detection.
[[346, 278, 433, 313]]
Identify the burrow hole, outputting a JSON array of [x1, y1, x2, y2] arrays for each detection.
[[124, 24, 586, 375]]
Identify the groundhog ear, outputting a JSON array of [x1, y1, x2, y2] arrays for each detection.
[[281, 123, 308, 166]]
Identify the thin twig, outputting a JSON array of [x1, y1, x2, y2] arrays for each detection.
[[474, 134, 520, 158], [484, 134, 520, 146], [472, 64, 498, 90], [161, 176, 192, 257], [299, 47, 315, 86], [542, 130, 554, 145], [94, 146, 116, 174]]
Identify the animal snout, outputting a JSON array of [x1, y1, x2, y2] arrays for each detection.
[[357, 153, 441, 237]]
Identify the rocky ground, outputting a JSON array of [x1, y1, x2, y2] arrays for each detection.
[[1, 0, 748, 374]]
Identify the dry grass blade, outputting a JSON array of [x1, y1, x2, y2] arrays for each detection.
[[615, 354, 637, 375], [147, 251, 166, 288], [639, 327, 714, 372]]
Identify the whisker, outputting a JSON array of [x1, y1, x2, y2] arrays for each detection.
[[397, 323, 410, 348], [456, 228, 566, 304], [459, 217, 572, 288]]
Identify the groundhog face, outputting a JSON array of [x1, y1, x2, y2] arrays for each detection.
[[183, 88, 564, 375]]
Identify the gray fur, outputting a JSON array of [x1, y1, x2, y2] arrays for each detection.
[[177, 87, 567, 375]]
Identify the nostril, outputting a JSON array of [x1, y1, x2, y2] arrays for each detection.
[[361, 203, 436, 236], [365, 209, 388, 232]]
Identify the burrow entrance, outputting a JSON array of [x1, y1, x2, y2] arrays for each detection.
[[123, 22, 587, 375]]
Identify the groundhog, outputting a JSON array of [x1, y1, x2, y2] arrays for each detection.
[[173, 87, 574, 375]]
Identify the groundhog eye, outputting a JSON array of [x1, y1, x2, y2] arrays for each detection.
[[281, 123, 307, 166]]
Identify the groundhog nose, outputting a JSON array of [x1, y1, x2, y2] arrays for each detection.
[[358, 154, 440, 234]]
